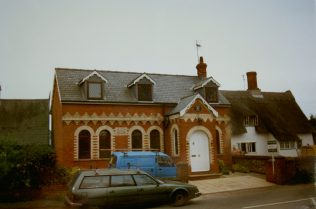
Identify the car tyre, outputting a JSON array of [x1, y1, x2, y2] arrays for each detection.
[[171, 191, 188, 206]]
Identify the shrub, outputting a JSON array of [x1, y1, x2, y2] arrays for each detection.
[[232, 163, 250, 173], [0, 139, 64, 201], [218, 160, 230, 175]]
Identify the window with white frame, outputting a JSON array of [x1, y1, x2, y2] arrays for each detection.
[[238, 142, 256, 153], [87, 82, 103, 99], [99, 130, 111, 158], [280, 141, 295, 150]]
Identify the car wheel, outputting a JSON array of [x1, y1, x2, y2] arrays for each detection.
[[172, 191, 188, 206]]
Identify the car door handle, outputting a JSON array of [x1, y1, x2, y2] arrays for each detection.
[[109, 190, 115, 193], [138, 188, 144, 192]]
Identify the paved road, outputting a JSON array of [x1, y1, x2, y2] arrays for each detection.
[[156, 184, 316, 209]]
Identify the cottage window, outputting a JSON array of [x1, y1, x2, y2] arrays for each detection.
[[79, 130, 91, 159], [280, 141, 295, 150], [99, 130, 111, 158], [87, 82, 103, 99], [137, 84, 152, 101], [150, 130, 160, 151], [205, 86, 218, 103], [132, 130, 142, 150], [244, 116, 258, 126], [172, 129, 179, 156], [238, 142, 256, 153]]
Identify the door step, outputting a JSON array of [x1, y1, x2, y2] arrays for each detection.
[[189, 173, 222, 180]]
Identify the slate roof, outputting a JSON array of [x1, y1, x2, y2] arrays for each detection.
[[0, 99, 49, 145], [55, 68, 230, 105], [221, 90, 313, 141]]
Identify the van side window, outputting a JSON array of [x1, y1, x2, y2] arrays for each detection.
[[80, 175, 109, 189], [111, 175, 135, 187], [157, 156, 174, 167], [133, 174, 157, 186]]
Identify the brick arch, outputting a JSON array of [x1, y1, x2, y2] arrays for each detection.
[[128, 125, 146, 150], [186, 126, 214, 165], [170, 124, 180, 156], [215, 126, 223, 154], [95, 125, 115, 158], [74, 126, 95, 160], [147, 126, 164, 152]]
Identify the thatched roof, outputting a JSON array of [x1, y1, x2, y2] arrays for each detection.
[[0, 99, 49, 145], [221, 90, 313, 141]]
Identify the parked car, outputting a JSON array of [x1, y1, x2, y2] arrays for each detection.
[[110, 151, 177, 178], [64, 168, 201, 208]]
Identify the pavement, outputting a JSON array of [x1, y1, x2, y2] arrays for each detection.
[[189, 172, 275, 194]]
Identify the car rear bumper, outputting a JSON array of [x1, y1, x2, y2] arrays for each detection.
[[64, 195, 83, 207]]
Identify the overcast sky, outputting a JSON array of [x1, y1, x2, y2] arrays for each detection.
[[0, 0, 315, 117]]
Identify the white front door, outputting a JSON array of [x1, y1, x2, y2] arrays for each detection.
[[189, 131, 210, 172]]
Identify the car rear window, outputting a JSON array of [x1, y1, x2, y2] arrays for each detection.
[[133, 174, 157, 186], [80, 175, 110, 189], [110, 175, 135, 187]]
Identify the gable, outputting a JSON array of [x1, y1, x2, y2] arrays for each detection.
[[168, 94, 218, 117], [127, 73, 156, 88], [78, 70, 108, 85]]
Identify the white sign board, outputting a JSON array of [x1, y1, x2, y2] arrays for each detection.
[[267, 140, 277, 152]]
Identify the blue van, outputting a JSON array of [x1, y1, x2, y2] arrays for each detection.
[[109, 151, 177, 178]]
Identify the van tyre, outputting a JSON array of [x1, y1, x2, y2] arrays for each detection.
[[171, 191, 188, 206]]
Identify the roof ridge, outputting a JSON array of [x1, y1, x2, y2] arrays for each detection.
[[55, 67, 197, 78]]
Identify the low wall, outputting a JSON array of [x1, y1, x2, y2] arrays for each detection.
[[232, 155, 269, 174], [233, 155, 316, 184]]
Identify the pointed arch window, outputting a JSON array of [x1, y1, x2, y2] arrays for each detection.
[[172, 129, 179, 156], [132, 130, 142, 151], [79, 130, 91, 159], [99, 130, 111, 158], [150, 130, 160, 151]]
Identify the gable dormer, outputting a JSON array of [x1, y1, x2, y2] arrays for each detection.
[[127, 73, 156, 101], [193, 77, 220, 103], [78, 70, 107, 100]]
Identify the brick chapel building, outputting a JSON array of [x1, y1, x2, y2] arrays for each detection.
[[51, 57, 232, 176]]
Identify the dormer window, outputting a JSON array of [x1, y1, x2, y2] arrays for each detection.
[[137, 83, 152, 101], [87, 82, 103, 99], [127, 73, 156, 102], [244, 115, 258, 126], [205, 86, 218, 103], [78, 70, 107, 100]]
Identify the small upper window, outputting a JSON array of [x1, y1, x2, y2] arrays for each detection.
[[137, 84, 152, 101], [205, 86, 218, 103], [244, 115, 258, 126], [88, 82, 103, 99]]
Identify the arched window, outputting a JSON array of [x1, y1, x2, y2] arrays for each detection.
[[132, 130, 142, 150], [99, 130, 111, 158], [79, 130, 91, 159], [216, 130, 222, 154], [173, 129, 179, 156], [150, 130, 160, 151]]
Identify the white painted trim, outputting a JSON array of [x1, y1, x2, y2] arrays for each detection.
[[179, 94, 218, 117], [78, 70, 108, 85], [193, 77, 221, 90], [127, 73, 156, 87]]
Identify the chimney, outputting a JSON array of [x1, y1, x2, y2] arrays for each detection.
[[196, 56, 207, 79], [246, 71, 259, 90]]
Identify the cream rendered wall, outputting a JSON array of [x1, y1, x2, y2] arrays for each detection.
[[232, 128, 314, 157]]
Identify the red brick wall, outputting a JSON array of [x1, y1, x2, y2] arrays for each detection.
[[52, 88, 231, 173]]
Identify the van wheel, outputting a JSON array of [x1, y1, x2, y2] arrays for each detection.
[[171, 191, 188, 206]]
